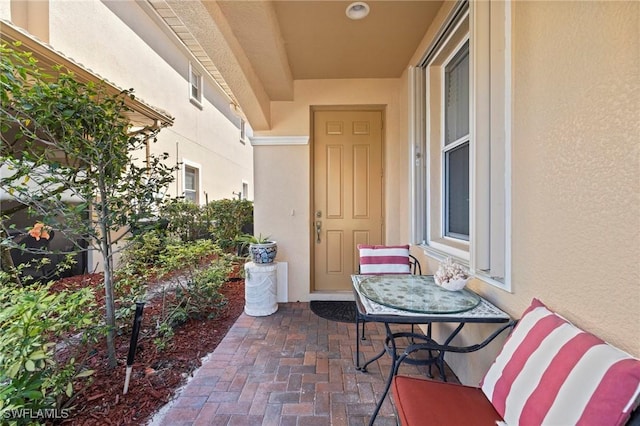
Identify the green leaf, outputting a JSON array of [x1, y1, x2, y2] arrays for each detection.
[[66, 382, 73, 397], [28, 350, 47, 360], [24, 359, 36, 372], [22, 390, 43, 399], [7, 361, 21, 378], [75, 369, 94, 378]]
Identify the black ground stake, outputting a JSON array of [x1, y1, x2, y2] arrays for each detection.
[[123, 301, 145, 395]]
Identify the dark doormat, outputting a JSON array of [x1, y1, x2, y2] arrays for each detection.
[[310, 300, 357, 323]]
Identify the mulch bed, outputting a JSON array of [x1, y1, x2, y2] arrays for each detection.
[[48, 271, 245, 425]]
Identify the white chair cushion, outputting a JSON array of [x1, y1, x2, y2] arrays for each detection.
[[358, 244, 411, 275], [481, 298, 640, 426]]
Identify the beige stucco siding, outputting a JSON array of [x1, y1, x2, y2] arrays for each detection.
[[46, 0, 253, 202], [409, 0, 640, 384], [0, 3, 10, 21], [506, 0, 639, 352], [256, 0, 639, 384], [256, 78, 408, 302], [2, 0, 254, 273]]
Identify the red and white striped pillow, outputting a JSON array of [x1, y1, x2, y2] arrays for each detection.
[[481, 298, 640, 426], [358, 244, 411, 275]]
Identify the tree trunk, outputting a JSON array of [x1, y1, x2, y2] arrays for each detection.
[[100, 239, 117, 368], [101, 228, 118, 368], [0, 228, 22, 286], [97, 179, 118, 369]]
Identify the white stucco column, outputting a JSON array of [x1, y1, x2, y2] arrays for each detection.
[[244, 262, 278, 316]]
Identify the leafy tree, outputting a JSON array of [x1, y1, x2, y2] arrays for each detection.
[[0, 43, 176, 368]]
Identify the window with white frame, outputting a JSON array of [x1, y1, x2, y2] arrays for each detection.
[[240, 119, 246, 144], [183, 161, 200, 203], [444, 40, 470, 241], [242, 181, 249, 200], [189, 62, 202, 107], [411, 1, 511, 290]]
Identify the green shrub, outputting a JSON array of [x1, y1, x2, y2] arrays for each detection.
[[152, 240, 232, 350], [0, 277, 99, 422], [114, 230, 169, 328], [160, 199, 209, 242], [205, 199, 253, 250], [160, 198, 253, 249]]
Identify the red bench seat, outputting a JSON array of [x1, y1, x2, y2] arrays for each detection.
[[393, 376, 502, 425], [392, 299, 640, 426]]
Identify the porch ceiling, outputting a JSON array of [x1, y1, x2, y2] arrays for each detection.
[[148, 0, 444, 130]]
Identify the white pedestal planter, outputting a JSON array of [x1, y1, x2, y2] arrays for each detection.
[[244, 262, 278, 316]]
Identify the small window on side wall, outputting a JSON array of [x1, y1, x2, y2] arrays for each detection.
[[240, 119, 246, 144], [189, 63, 202, 108], [183, 161, 200, 204], [242, 181, 249, 200]]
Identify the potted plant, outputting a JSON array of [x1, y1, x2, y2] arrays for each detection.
[[237, 233, 277, 264]]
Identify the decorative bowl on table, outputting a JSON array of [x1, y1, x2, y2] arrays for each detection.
[[434, 276, 470, 291], [434, 258, 470, 291]]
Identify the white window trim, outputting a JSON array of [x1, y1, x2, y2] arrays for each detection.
[[242, 180, 249, 200], [189, 62, 203, 109], [440, 37, 470, 243], [410, 0, 512, 291], [422, 9, 471, 260], [470, 0, 512, 291], [182, 159, 201, 204], [240, 119, 247, 144]]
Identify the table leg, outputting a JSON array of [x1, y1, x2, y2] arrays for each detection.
[[361, 326, 414, 373], [368, 323, 397, 426], [436, 323, 466, 380], [367, 324, 446, 424], [360, 346, 387, 373], [356, 314, 384, 371], [355, 314, 361, 369]]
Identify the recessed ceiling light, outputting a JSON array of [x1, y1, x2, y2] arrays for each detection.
[[346, 2, 370, 20]]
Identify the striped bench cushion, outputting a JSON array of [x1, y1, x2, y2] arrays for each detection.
[[357, 244, 411, 275], [481, 298, 640, 426]]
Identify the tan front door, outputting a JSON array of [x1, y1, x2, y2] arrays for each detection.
[[312, 110, 384, 292]]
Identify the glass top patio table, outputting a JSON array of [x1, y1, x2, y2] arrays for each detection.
[[351, 274, 514, 426], [351, 274, 510, 322], [356, 274, 480, 314]]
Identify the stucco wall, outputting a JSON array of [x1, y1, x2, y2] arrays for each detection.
[[255, 0, 639, 385], [4, 0, 253, 274], [255, 79, 404, 302], [504, 0, 639, 351], [46, 0, 253, 202], [409, 0, 640, 385], [0, 3, 10, 20]]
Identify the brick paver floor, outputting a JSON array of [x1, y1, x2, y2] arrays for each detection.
[[149, 302, 458, 426]]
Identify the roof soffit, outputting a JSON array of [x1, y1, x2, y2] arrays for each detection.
[[147, 1, 446, 131], [1, 20, 174, 128], [216, 1, 294, 101], [161, 0, 273, 130]]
